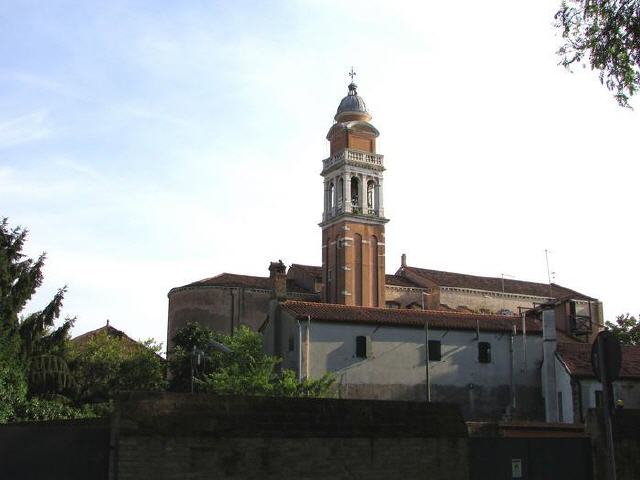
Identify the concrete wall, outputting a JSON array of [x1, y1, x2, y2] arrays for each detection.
[[115, 393, 469, 480], [274, 314, 544, 420]]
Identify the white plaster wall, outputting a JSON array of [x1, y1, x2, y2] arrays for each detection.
[[555, 358, 574, 423], [299, 321, 542, 390]]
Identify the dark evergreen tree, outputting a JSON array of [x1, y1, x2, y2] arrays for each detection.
[[0, 218, 74, 399]]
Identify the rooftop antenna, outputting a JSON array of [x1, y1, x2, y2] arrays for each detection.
[[501, 273, 515, 295], [501, 273, 515, 310], [544, 249, 556, 299]]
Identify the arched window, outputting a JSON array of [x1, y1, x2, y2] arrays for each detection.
[[329, 182, 335, 210], [367, 180, 376, 214], [338, 177, 344, 209], [351, 176, 359, 212]]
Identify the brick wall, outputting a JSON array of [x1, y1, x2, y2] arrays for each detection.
[[115, 393, 469, 480]]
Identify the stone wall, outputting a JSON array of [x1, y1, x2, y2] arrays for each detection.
[[114, 392, 469, 480]]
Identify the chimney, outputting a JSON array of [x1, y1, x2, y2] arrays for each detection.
[[269, 260, 287, 301], [541, 305, 559, 422], [401, 253, 407, 268]]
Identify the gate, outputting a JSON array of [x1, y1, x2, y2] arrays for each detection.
[[469, 437, 593, 480]]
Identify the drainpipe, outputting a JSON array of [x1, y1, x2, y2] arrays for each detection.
[[576, 378, 584, 423], [297, 319, 303, 382], [229, 289, 235, 336], [425, 321, 431, 402], [510, 324, 516, 414], [305, 315, 311, 379], [522, 312, 527, 372]]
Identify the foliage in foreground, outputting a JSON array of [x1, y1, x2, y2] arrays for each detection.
[[169, 323, 334, 397], [605, 313, 640, 345], [555, 0, 640, 107], [0, 218, 80, 422], [0, 217, 165, 423], [68, 332, 165, 405]]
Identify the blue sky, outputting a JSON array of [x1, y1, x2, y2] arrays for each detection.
[[2, 0, 639, 347]]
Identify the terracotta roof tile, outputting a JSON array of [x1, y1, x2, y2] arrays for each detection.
[[182, 273, 312, 294], [385, 274, 421, 288], [289, 264, 322, 277], [557, 342, 640, 380], [281, 300, 542, 333], [400, 266, 594, 301]]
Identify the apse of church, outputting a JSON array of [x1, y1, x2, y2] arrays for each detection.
[[320, 79, 388, 307]]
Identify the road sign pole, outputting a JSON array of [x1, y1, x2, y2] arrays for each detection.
[[597, 334, 617, 480]]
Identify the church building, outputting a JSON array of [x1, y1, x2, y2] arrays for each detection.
[[167, 77, 606, 420]]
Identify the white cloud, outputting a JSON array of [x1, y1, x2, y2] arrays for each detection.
[[0, 111, 51, 149]]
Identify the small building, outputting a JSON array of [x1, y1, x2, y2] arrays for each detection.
[[262, 300, 545, 420], [553, 342, 640, 423]]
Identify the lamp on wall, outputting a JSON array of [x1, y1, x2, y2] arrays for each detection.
[[190, 340, 234, 394]]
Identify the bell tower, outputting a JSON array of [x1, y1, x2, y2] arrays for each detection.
[[320, 73, 388, 307]]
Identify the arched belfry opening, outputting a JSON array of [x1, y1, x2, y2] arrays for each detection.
[[320, 73, 388, 307], [367, 179, 376, 214], [351, 176, 359, 213]]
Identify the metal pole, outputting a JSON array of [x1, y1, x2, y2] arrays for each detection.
[[305, 315, 311, 379], [522, 312, 527, 372], [510, 325, 516, 412], [425, 321, 431, 402], [598, 335, 617, 480]]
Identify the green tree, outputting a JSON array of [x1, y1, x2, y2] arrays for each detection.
[[555, 0, 640, 107], [605, 313, 640, 345], [0, 218, 75, 395], [169, 323, 334, 397], [68, 332, 165, 405], [0, 218, 80, 421]]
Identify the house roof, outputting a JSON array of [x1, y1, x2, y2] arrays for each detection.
[[179, 273, 313, 294], [281, 300, 542, 333], [399, 266, 594, 301], [72, 324, 165, 360], [385, 274, 421, 288], [71, 324, 135, 346], [556, 342, 640, 380], [289, 264, 322, 278]]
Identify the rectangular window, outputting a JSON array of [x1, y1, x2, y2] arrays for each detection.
[[356, 335, 371, 358], [595, 390, 603, 408], [478, 342, 491, 363], [288, 334, 295, 352], [428, 340, 441, 361], [558, 392, 564, 422]]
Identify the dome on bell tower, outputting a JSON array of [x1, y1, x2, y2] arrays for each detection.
[[335, 82, 371, 122]]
